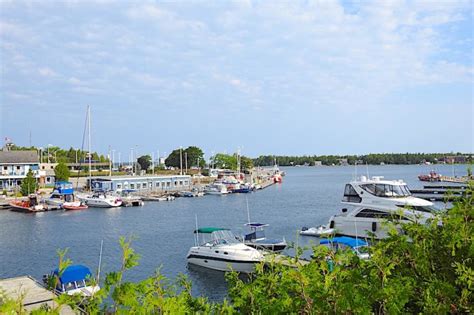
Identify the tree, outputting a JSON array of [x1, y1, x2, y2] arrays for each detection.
[[212, 153, 237, 170], [240, 156, 254, 170], [54, 162, 70, 181], [165, 146, 205, 168], [20, 169, 38, 196], [137, 155, 152, 171]]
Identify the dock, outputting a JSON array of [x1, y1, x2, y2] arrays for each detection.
[[263, 253, 310, 268], [0, 276, 75, 314], [411, 184, 470, 201]]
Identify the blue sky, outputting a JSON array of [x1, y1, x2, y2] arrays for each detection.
[[1, 0, 472, 159]]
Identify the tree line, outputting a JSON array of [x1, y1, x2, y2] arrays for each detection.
[[254, 153, 473, 166], [9, 144, 109, 164]]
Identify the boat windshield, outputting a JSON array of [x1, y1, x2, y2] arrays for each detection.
[[211, 230, 239, 244], [360, 184, 411, 198]]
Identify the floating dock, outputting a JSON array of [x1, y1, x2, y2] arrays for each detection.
[[0, 276, 75, 314]]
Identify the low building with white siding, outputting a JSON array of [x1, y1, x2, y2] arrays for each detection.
[[0, 150, 41, 191], [88, 175, 192, 192]]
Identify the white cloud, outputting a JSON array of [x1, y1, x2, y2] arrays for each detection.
[[38, 67, 57, 77]]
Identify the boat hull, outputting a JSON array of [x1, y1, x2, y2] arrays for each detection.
[[187, 255, 259, 273]]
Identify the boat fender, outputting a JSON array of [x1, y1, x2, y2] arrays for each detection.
[[329, 221, 335, 229], [372, 222, 377, 232]]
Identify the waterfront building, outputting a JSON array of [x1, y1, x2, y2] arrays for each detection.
[[88, 175, 192, 192], [0, 151, 40, 191]]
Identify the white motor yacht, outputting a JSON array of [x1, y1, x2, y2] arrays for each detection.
[[204, 183, 228, 195], [187, 227, 263, 273], [301, 176, 438, 239], [78, 191, 122, 208]]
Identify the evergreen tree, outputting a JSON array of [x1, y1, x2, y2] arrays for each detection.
[[54, 162, 70, 181], [20, 169, 38, 196]]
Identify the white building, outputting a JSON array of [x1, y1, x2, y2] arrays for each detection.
[[0, 151, 41, 191]]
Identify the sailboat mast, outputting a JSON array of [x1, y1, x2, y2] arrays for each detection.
[[88, 105, 92, 190]]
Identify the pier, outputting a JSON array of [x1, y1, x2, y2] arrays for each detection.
[[0, 276, 75, 314]]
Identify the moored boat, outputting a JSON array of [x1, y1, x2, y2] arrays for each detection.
[[43, 264, 100, 296], [187, 227, 263, 273], [46, 181, 88, 210], [9, 195, 48, 213], [78, 191, 122, 208], [242, 222, 287, 251]]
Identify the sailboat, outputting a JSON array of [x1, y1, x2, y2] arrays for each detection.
[[76, 106, 122, 208]]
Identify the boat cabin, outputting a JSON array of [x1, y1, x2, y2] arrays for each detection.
[[244, 223, 269, 241], [194, 227, 239, 246], [48, 265, 94, 294], [54, 181, 74, 195]]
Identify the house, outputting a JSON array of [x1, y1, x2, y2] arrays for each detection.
[[0, 151, 41, 191]]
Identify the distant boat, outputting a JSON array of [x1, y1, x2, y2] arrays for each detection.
[[46, 181, 88, 210], [204, 183, 228, 195], [78, 191, 122, 208], [319, 236, 370, 260], [43, 264, 100, 297], [418, 171, 441, 182], [10, 194, 48, 213]]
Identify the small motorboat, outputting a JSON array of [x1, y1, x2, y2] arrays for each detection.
[[204, 183, 228, 195], [9, 195, 48, 213], [243, 223, 287, 251], [62, 203, 89, 210], [78, 191, 122, 208], [418, 171, 441, 182], [300, 225, 335, 237], [118, 189, 144, 207], [319, 236, 370, 260], [43, 264, 100, 296], [187, 227, 264, 273]]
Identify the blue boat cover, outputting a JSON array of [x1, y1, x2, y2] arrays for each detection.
[[54, 181, 74, 195], [53, 265, 92, 284], [320, 236, 367, 248]]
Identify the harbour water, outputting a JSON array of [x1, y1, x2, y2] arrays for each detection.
[[0, 164, 468, 300]]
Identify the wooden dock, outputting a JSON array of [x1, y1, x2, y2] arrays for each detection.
[[0, 276, 75, 314]]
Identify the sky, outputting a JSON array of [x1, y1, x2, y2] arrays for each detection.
[[0, 0, 473, 160]]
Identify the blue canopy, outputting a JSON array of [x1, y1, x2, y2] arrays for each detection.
[[320, 236, 367, 248], [54, 181, 74, 195], [53, 265, 93, 284]]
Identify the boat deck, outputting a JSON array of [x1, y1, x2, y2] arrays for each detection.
[[0, 276, 75, 314]]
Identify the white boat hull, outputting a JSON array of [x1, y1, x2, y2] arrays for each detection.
[[187, 256, 258, 273]]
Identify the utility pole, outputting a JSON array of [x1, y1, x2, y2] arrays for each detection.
[[152, 152, 155, 176], [185, 152, 188, 175], [180, 146, 183, 176]]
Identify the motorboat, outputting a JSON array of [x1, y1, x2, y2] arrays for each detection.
[[43, 264, 99, 296], [46, 181, 88, 210], [78, 191, 122, 208], [232, 184, 254, 194], [204, 183, 228, 195], [117, 189, 144, 207], [242, 223, 287, 251], [319, 236, 370, 260], [187, 227, 264, 273], [418, 171, 442, 182], [302, 176, 438, 239], [10, 194, 48, 213]]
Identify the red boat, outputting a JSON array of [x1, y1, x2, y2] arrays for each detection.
[[62, 203, 88, 211], [418, 171, 441, 182], [9, 195, 47, 213]]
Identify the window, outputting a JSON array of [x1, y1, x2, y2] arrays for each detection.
[[142, 183, 147, 188], [166, 182, 170, 187], [130, 184, 135, 189], [17, 166, 20, 170], [179, 181, 183, 186], [3, 166, 7, 170], [342, 184, 361, 203], [116, 184, 122, 189], [174, 181, 177, 186], [355, 209, 391, 218]]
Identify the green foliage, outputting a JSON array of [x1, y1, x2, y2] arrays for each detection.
[[165, 146, 205, 168], [20, 169, 37, 196], [212, 153, 238, 170], [137, 155, 152, 171], [254, 153, 472, 166], [54, 162, 70, 181]]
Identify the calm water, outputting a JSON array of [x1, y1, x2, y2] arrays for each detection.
[[0, 164, 468, 300]]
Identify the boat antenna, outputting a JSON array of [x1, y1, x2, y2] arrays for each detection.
[[246, 195, 251, 224], [88, 105, 92, 192], [195, 214, 199, 246], [97, 239, 103, 284]]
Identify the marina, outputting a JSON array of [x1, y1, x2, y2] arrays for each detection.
[[0, 164, 466, 301]]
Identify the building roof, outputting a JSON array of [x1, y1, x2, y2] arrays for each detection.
[[0, 151, 38, 164]]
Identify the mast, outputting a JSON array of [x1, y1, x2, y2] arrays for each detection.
[[88, 105, 92, 191]]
